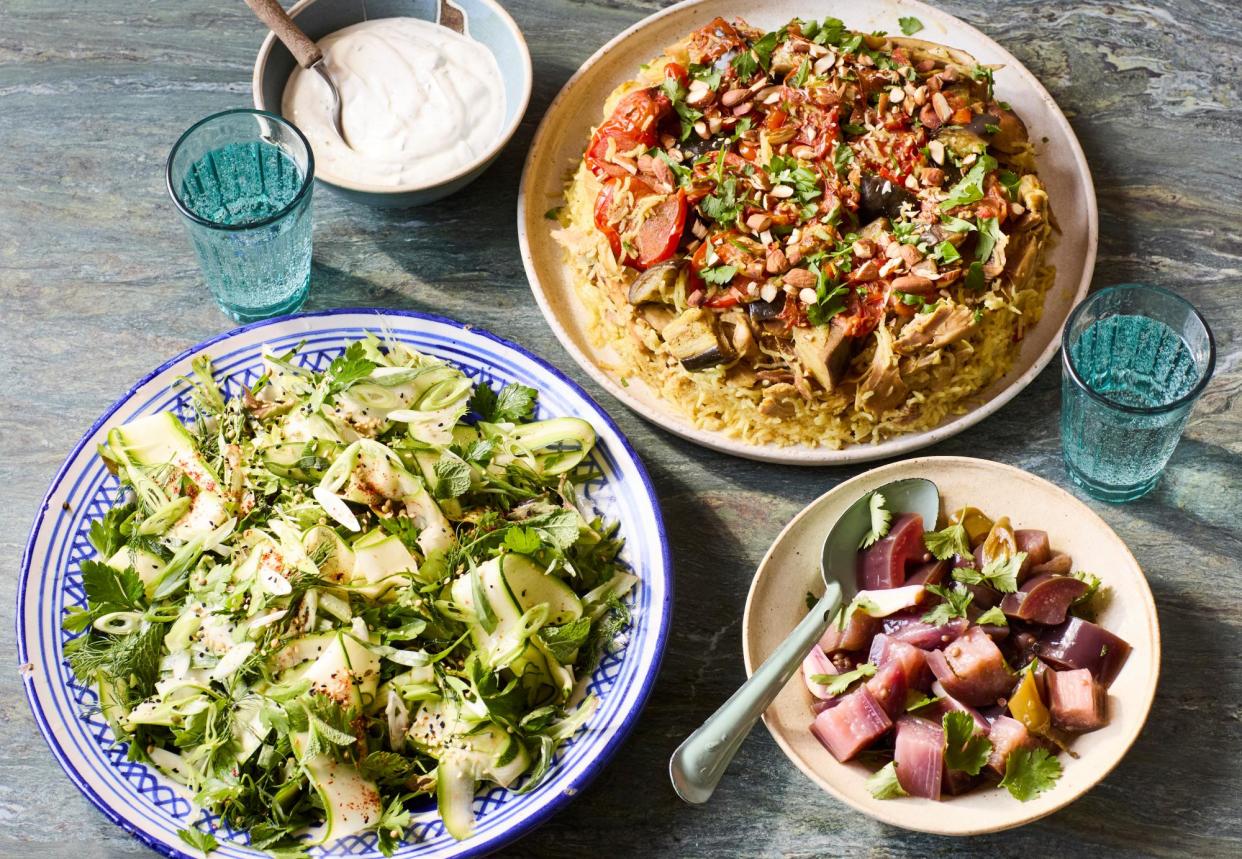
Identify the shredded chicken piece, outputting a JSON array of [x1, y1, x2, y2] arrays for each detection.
[[894, 304, 978, 353]]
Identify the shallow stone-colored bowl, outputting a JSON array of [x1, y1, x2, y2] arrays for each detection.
[[518, 0, 1097, 464], [742, 457, 1159, 834], [253, 0, 531, 208]]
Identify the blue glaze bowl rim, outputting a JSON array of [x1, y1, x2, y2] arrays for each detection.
[[165, 107, 316, 232], [1061, 283, 1217, 416], [16, 308, 672, 859], [250, 0, 533, 196]]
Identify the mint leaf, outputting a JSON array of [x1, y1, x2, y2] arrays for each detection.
[[538, 616, 592, 664], [433, 457, 472, 500]]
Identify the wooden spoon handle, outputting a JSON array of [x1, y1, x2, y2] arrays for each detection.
[[243, 0, 321, 68]]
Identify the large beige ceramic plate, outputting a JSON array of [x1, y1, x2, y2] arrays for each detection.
[[742, 457, 1159, 834], [518, 0, 1097, 464]]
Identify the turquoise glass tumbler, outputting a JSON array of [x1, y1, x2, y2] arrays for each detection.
[[167, 109, 313, 322], [1061, 284, 1215, 502]]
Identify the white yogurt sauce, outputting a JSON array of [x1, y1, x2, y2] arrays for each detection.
[[282, 17, 505, 188]]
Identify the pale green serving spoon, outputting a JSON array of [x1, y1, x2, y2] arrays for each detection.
[[669, 478, 941, 804]]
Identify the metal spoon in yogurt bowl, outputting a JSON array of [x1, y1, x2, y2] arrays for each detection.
[[669, 478, 941, 804], [243, 0, 350, 148]]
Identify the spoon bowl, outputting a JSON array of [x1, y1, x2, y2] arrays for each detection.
[[669, 478, 940, 804]]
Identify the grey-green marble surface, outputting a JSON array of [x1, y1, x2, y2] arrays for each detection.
[[1, 0, 1239, 856]]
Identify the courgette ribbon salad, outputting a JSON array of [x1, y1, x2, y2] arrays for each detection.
[[64, 335, 637, 854]]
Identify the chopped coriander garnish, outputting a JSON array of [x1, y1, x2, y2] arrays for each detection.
[[544, 206, 562, 221], [898, 16, 924, 35], [942, 711, 993, 775], [859, 491, 892, 549], [923, 522, 970, 560], [791, 57, 811, 87], [811, 661, 878, 696], [975, 216, 1003, 263], [867, 761, 909, 799], [941, 154, 998, 210], [976, 605, 1008, 626], [176, 827, 219, 855], [921, 583, 974, 625], [700, 264, 738, 286], [1000, 746, 1062, 801], [964, 260, 986, 291], [952, 551, 1025, 593]]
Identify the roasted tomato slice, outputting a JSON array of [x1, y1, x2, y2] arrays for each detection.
[[633, 188, 688, 269], [594, 179, 687, 271], [837, 282, 889, 337], [687, 17, 747, 65], [664, 62, 690, 89], [586, 88, 672, 179]]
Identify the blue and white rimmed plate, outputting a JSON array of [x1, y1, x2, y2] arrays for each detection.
[[16, 309, 671, 858]]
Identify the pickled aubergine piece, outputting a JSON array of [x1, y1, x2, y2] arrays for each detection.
[[857, 513, 924, 590], [1000, 574, 1090, 625], [1038, 616, 1132, 687]]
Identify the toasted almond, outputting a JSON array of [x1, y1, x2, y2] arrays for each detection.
[[749, 76, 770, 92], [878, 257, 904, 278], [852, 239, 875, 259], [686, 79, 713, 107], [932, 91, 953, 123], [791, 144, 816, 160], [784, 268, 818, 290], [892, 274, 935, 293], [732, 101, 754, 116], [885, 242, 905, 260], [693, 120, 709, 139], [766, 247, 789, 274], [851, 259, 880, 282], [746, 212, 772, 232], [745, 280, 760, 297], [770, 184, 795, 199], [721, 87, 751, 107], [904, 173, 919, 191], [927, 139, 946, 165], [760, 282, 779, 303], [889, 86, 906, 104], [899, 244, 923, 267], [708, 115, 723, 134], [766, 125, 796, 144], [813, 56, 834, 75], [798, 287, 819, 305]]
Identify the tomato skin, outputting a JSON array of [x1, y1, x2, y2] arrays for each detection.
[[705, 288, 744, 308], [837, 282, 889, 337], [594, 181, 687, 270], [592, 179, 624, 259], [765, 107, 789, 130], [632, 187, 688, 270], [664, 62, 690, 89], [586, 88, 672, 179]]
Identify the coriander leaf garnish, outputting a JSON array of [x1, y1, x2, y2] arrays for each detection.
[[79, 559, 146, 612], [866, 761, 909, 799], [470, 381, 538, 423], [319, 341, 377, 405], [88, 504, 133, 558], [923, 522, 971, 560], [975, 605, 1008, 626], [503, 526, 543, 555], [1000, 746, 1062, 801], [942, 711, 993, 775], [905, 691, 941, 712], [811, 661, 877, 696], [1069, 571, 1106, 619], [858, 491, 892, 549], [898, 16, 924, 35], [952, 551, 1025, 593], [700, 264, 738, 286], [176, 827, 219, 855], [921, 584, 973, 625], [941, 154, 998, 210]]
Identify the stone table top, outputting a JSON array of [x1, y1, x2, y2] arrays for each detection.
[[1, 0, 1239, 856]]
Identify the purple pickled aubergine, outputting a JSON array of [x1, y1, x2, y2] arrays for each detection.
[[868, 633, 933, 691], [986, 715, 1037, 775], [866, 661, 909, 719], [883, 611, 968, 650], [894, 716, 944, 800], [999, 574, 1090, 626], [1029, 552, 1073, 578], [802, 644, 839, 701], [819, 609, 881, 653], [811, 686, 892, 762], [1046, 667, 1108, 732], [907, 557, 950, 587], [927, 680, 991, 734], [858, 513, 925, 590], [930, 626, 1015, 707], [1014, 529, 1051, 581], [1038, 616, 1132, 687]]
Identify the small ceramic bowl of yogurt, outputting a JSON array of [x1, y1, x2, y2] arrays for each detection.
[[252, 0, 530, 207]]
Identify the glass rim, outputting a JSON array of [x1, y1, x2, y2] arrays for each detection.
[[1061, 283, 1216, 416], [165, 108, 315, 232]]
